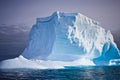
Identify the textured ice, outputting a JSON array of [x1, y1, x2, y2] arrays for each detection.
[[109, 59, 120, 65], [0, 12, 120, 69]]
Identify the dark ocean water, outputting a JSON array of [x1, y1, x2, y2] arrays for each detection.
[[0, 66, 120, 80]]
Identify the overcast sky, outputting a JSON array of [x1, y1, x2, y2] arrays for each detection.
[[0, 0, 120, 61]]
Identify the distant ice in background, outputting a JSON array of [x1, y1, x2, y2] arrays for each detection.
[[0, 12, 120, 69]]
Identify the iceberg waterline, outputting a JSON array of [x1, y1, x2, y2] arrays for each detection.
[[0, 12, 120, 69]]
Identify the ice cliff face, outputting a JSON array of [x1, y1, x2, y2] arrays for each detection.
[[22, 12, 120, 65]]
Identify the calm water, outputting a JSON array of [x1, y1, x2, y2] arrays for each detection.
[[0, 66, 120, 80]]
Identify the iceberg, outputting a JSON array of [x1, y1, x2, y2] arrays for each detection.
[[0, 12, 120, 69]]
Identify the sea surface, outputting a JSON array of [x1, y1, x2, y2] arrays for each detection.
[[0, 66, 120, 80]]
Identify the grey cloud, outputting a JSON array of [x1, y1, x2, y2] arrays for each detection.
[[0, 24, 30, 61], [0, 24, 30, 34]]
